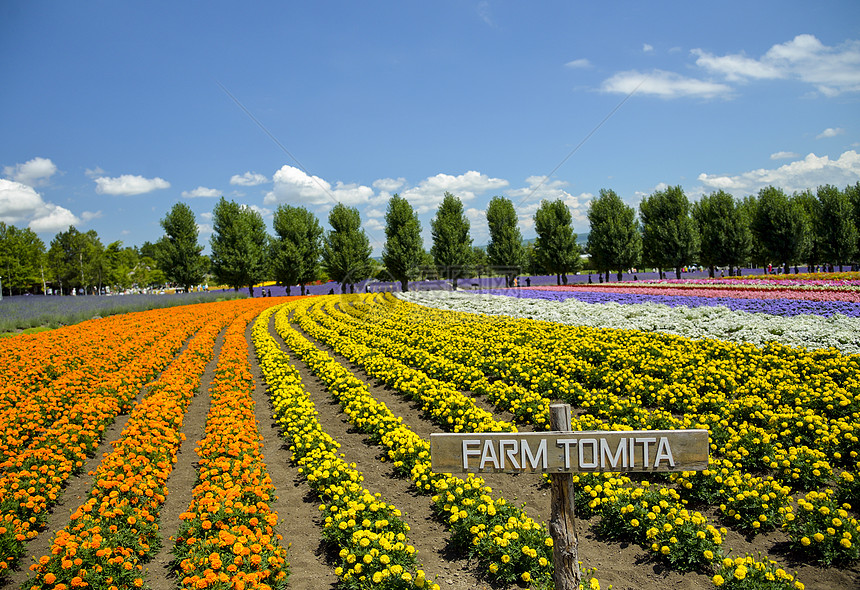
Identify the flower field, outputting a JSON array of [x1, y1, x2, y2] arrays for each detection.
[[0, 277, 858, 589]]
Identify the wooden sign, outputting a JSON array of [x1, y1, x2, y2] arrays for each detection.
[[430, 428, 709, 474]]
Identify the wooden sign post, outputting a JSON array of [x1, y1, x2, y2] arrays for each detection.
[[430, 403, 709, 590]]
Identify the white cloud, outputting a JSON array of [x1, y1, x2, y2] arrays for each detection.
[[601, 69, 733, 99], [692, 49, 783, 82], [817, 127, 845, 139], [197, 223, 213, 235], [264, 165, 379, 208], [365, 208, 386, 219], [698, 150, 860, 195], [464, 206, 490, 245], [372, 177, 406, 192], [771, 151, 801, 160], [476, 1, 496, 28], [508, 176, 592, 230], [0, 178, 81, 232], [85, 166, 106, 178], [249, 205, 272, 218], [94, 174, 170, 195], [693, 34, 860, 96], [81, 210, 102, 222], [181, 186, 220, 198], [565, 58, 591, 69], [3, 157, 58, 187], [363, 218, 385, 233], [230, 171, 268, 186], [643, 43, 654, 53], [399, 171, 509, 214]]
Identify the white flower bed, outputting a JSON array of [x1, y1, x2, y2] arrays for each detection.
[[395, 291, 860, 355]]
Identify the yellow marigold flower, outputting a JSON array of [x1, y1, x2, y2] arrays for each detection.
[[713, 574, 725, 586]]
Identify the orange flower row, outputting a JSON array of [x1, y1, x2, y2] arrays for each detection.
[[23, 299, 268, 588], [0, 308, 195, 466], [0, 303, 227, 579], [173, 299, 290, 590]]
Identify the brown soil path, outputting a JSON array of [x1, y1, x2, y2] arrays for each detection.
[[142, 331, 223, 588], [245, 321, 338, 590]]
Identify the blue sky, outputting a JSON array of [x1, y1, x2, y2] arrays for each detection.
[[2, 1, 859, 255]]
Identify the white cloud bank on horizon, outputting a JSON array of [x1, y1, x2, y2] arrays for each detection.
[[0, 178, 82, 233], [94, 174, 170, 195], [263, 165, 509, 216], [698, 150, 860, 195], [3, 157, 58, 187], [603, 34, 860, 99]]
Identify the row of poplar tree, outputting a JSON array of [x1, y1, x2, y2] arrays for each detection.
[[1, 181, 859, 296]]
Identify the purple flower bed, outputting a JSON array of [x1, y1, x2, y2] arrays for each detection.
[[473, 288, 860, 318], [0, 291, 246, 332]]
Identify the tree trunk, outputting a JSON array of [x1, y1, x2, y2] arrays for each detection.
[[248, 285, 255, 297], [709, 265, 715, 278], [401, 279, 408, 292], [341, 282, 347, 294], [616, 270, 623, 281]]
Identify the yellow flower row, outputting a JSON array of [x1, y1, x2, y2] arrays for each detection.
[[321, 294, 815, 582], [252, 304, 435, 590], [273, 298, 559, 588], [295, 297, 515, 434]]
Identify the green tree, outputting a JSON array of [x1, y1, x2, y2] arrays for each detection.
[[816, 184, 857, 271], [0, 223, 46, 295], [738, 195, 764, 271], [104, 241, 138, 292], [639, 185, 698, 279], [210, 197, 269, 295], [139, 240, 161, 261], [793, 190, 823, 271], [271, 205, 323, 296], [47, 226, 99, 294], [534, 199, 581, 284], [586, 189, 641, 281], [157, 203, 206, 292], [322, 203, 373, 294], [749, 186, 810, 275], [430, 192, 473, 290], [382, 194, 423, 292], [486, 196, 525, 287], [130, 256, 165, 290], [847, 182, 860, 266], [470, 245, 488, 280], [691, 190, 751, 277], [82, 230, 107, 294]]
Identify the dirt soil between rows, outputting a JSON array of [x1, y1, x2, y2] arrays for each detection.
[[4, 304, 859, 590]]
